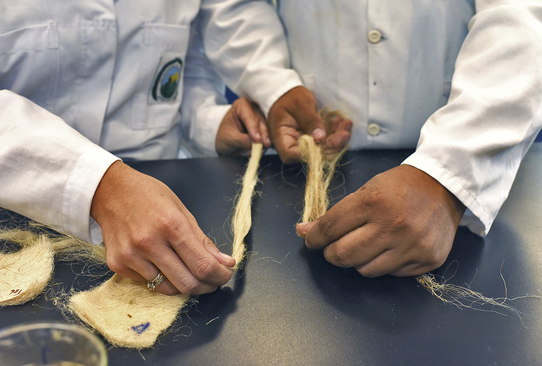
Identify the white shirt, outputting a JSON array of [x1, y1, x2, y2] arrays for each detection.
[[0, 0, 302, 242], [276, 0, 542, 236]]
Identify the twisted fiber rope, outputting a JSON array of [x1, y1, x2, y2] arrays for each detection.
[[230, 142, 263, 270], [299, 110, 348, 223]]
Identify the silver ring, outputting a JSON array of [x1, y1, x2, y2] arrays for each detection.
[[147, 272, 166, 291]]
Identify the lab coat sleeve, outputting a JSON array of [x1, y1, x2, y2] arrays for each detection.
[[402, 1, 542, 236], [180, 16, 230, 157], [0, 90, 120, 243], [197, 0, 303, 117]]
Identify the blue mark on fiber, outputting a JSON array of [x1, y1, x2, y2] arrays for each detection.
[[132, 322, 150, 335]]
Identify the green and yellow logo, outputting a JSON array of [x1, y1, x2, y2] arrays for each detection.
[[151, 58, 183, 102]]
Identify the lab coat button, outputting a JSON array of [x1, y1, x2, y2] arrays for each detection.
[[367, 123, 381, 136], [368, 30, 382, 44]]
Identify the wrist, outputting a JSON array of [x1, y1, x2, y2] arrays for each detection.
[[90, 160, 127, 224]]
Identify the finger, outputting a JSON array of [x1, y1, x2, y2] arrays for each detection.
[[296, 221, 315, 238], [323, 130, 351, 154], [389, 262, 432, 277], [229, 134, 253, 154], [124, 257, 180, 294], [281, 87, 326, 142], [108, 264, 147, 283], [143, 201, 234, 289], [204, 240, 236, 268], [304, 189, 371, 249], [354, 250, 410, 278], [341, 118, 353, 132], [174, 205, 236, 272], [167, 219, 234, 286], [234, 98, 263, 143], [217, 132, 253, 156], [115, 259, 180, 295], [149, 244, 219, 295], [289, 106, 326, 143], [105, 248, 149, 283], [330, 116, 353, 133], [322, 223, 384, 270], [143, 273, 180, 296], [325, 118, 352, 151], [152, 278, 180, 296], [258, 117, 272, 148], [275, 122, 303, 164], [248, 102, 269, 147]]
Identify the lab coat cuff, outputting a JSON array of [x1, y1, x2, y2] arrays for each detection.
[[240, 70, 303, 118], [402, 154, 491, 237], [261, 77, 304, 118], [64, 146, 120, 244]]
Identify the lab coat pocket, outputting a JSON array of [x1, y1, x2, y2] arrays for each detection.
[[0, 22, 60, 112], [131, 23, 190, 130]]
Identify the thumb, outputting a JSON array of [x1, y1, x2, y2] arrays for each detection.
[[291, 105, 326, 143], [204, 239, 236, 268], [296, 221, 315, 238], [284, 87, 326, 142]]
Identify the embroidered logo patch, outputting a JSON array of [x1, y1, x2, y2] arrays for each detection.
[[150, 57, 183, 103]]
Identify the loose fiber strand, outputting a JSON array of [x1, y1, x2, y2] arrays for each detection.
[[299, 135, 328, 222]]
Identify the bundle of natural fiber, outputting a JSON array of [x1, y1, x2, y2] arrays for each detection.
[[69, 274, 190, 349], [0, 142, 265, 348], [230, 142, 263, 270], [299, 110, 348, 223], [0, 229, 54, 305], [0, 225, 191, 349]]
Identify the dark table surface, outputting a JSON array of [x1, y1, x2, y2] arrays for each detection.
[[1, 144, 542, 366]]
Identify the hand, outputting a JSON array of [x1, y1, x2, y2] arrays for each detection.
[[216, 97, 271, 155], [91, 161, 236, 295], [296, 165, 466, 277], [267, 86, 352, 164]]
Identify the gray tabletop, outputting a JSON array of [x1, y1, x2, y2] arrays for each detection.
[[1, 144, 542, 365]]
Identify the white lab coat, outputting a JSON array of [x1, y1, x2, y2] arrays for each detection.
[[275, 0, 542, 236], [0, 0, 302, 242]]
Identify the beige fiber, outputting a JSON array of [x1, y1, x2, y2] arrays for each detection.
[[230, 142, 263, 270], [0, 229, 54, 305], [69, 274, 190, 349]]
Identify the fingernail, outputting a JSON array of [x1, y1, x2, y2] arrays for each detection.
[[296, 222, 308, 237], [297, 222, 308, 229], [219, 252, 234, 261], [345, 123, 353, 132], [254, 132, 261, 141], [341, 135, 351, 145], [312, 128, 325, 141]]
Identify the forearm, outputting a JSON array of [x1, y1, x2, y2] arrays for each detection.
[[198, 0, 303, 116], [403, 3, 542, 235], [0, 90, 119, 242]]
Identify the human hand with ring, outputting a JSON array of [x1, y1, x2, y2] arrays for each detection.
[[91, 161, 236, 295]]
